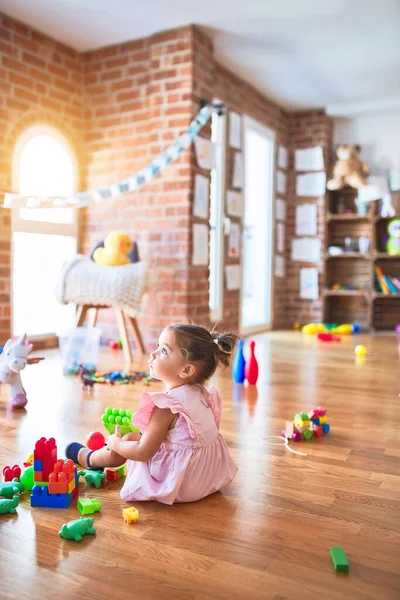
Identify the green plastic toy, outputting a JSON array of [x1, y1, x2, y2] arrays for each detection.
[[101, 407, 140, 436], [0, 495, 19, 515], [58, 517, 96, 542], [0, 478, 24, 498], [77, 498, 102, 516], [386, 219, 400, 256], [20, 466, 35, 492], [79, 470, 106, 489]]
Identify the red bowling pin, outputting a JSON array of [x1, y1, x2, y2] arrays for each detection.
[[245, 340, 258, 385]]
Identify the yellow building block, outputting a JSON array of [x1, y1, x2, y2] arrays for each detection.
[[123, 506, 139, 524], [319, 415, 327, 425], [68, 478, 76, 494]]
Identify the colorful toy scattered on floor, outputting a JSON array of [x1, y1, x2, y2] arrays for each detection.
[[59, 517, 96, 542], [302, 323, 360, 336], [2, 464, 21, 481], [109, 339, 123, 350], [102, 407, 141, 436], [83, 370, 154, 386], [232, 339, 259, 385], [283, 408, 330, 442], [0, 334, 44, 409], [30, 437, 78, 508]]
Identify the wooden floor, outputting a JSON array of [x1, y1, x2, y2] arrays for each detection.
[[1, 332, 400, 600]]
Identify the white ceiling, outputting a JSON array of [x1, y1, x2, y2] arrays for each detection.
[[1, 0, 400, 112]]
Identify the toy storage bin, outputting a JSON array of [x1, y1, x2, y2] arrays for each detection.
[[58, 327, 101, 374]]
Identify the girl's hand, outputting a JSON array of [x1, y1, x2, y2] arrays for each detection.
[[107, 424, 122, 454]]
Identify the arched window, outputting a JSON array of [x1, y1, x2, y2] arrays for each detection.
[[12, 125, 78, 338]]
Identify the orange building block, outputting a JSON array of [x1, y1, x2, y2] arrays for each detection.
[[48, 459, 75, 494]]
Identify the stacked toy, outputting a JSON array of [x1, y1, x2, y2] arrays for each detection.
[[301, 323, 360, 336], [30, 437, 78, 508], [283, 408, 330, 442]]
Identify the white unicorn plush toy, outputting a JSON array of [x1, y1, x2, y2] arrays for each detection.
[[0, 334, 34, 409]]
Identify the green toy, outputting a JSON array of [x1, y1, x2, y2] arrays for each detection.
[[330, 546, 349, 573], [20, 466, 35, 492], [79, 470, 106, 489], [101, 407, 140, 436], [77, 498, 102, 516], [0, 495, 19, 515], [386, 219, 400, 255], [0, 478, 24, 498], [58, 517, 96, 542]]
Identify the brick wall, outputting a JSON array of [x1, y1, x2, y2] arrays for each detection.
[[0, 12, 331, 348], [0, 13, 84, 343], [286, 110, 333, 326]]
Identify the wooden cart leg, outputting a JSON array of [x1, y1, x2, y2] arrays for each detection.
[[115, 307, 132, 365], [127, 316, 147, 355], [76, 304, 89, 327], [87, 307, 99, 328]]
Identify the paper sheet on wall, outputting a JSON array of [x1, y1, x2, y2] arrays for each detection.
[[390, 169, 400, 192], [275, 255, 285, 278], [194, 136, 215, 170], [278, 145, 288, 170], [296, 172, 326, 197], [276, 170, 287, 195], [295, 203, 317, 236], [291, 238, 321, 263], [232, 152, 244, 188], [193, 174, 210, 219], [225, 265, 241, 290], [226, 190, 242, 216], [276, 198, 286, 221], [295, 146, 324, 171], [228, 222, 241, 258], [192, 223, 209, 265], [300, 268, 319, 300], [276, 222, 285, 253], [229, 112, 242, 149]]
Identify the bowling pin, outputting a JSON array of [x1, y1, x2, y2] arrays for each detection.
[[245, 340, 258, 385], [232, 339, 246, 383]]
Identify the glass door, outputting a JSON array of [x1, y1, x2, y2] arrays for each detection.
[[241, 117, 275, 334]]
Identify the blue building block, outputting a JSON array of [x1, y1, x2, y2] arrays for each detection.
[[30, 485, 73, 508], [310, 417, 320, 426], [34, 459, 43, 471], [322, 423, 330, 434]]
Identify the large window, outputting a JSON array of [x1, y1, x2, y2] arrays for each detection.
[[12, 126, 78, 338]]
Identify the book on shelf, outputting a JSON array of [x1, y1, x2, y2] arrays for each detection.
[[375, 265, 400, 294]]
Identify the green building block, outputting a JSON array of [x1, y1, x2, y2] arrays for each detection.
[[101, 407, 140, 436], [77, 497, 102, 516], [330, 547, 349, 573], [302, 429, 313, 440]]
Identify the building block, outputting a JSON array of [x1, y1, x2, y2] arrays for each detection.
[[48, 460, 75, 494], [33, 481, 48, 488], [330, 547, 349, 573], [322, 423, 330, 435], [101, 407, 140, 436], [77, 498, 101, 516], [30, 485, 73, 508], [123, 506, 139, 524], [310, 417, 320, 425], [319, 415, 327, 425], [317, 408, 326, 416], [72, 485, 78, 500], [313, 426, 323, 437], [34, 437, 57, 480], [33, 460, 43, 471], [302, 429, 313, 440], [2, 465, 21, 482], [34, 471, 43, 482], [292, 432, 302, 442], [105, 464, 126, 482], [59, 517, 96, 542]]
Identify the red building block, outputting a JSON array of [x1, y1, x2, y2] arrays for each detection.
[[2, 465, 21, 482], [34, 437, 57, 481]]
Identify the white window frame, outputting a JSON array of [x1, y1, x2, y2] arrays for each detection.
[[11, 125, 79, 340], [209, 104, 227, 322], [240, 115, 275, 336]]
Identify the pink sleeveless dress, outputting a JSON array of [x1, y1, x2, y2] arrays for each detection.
[[120, 384, 238, 505]]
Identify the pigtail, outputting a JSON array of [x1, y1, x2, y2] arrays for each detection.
[[211, 331, 238, 369]]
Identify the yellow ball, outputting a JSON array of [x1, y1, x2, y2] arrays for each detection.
[[354, 344, 367, 356]]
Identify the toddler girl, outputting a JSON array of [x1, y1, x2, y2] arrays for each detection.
[[66, 323, 238, 504]]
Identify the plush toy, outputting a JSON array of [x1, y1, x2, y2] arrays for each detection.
[[327, 144, 370, 191], [93, 232, 133, 266], [386, 219, 400, 256]]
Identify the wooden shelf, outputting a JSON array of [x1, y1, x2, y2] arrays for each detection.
[[374, 253, 400, 260], [326, 252, 371, 259], [327, 213, 371, 221], [373, 292, 400, 298], [374, 215, 400, 222], [323, 290, 370, 297]]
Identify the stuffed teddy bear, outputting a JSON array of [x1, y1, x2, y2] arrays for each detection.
[[327, 144, 370, 190], [93, 232, 133, 266]]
